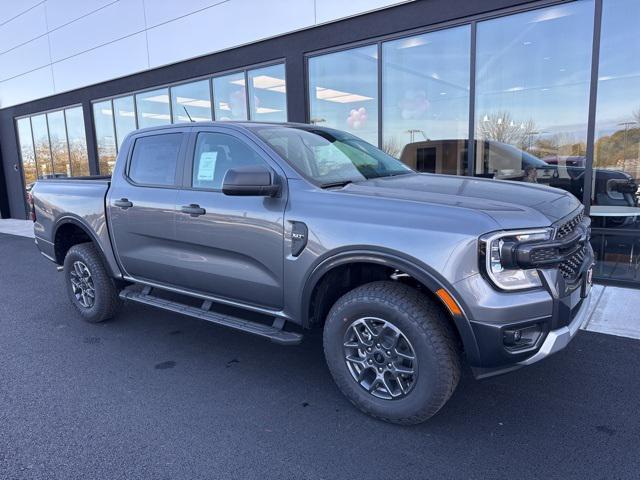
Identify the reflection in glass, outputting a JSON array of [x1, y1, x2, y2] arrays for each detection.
[[93, 100, 117, 174], [382, 26, 470, 173], [47, 110, 70, 177], [129, 134, 182, 186], [308, 46, 379, 145], [17, 118, 37, 187], [65, 107, 90, 176], [30, 114, 53, 178], [474, 1, 594, 199], [248, 64, 287, 122], [213, 72, 248, 121], [113, 96, 137, 149], [171, 80, 212, 123], [136, 88, 171, 128], [589, 0, 640, 283]]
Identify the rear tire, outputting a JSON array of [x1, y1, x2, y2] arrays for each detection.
[[323, 281, 461, 425], [63, 243, 121, 323]]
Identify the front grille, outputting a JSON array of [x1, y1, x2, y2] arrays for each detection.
[[530, 247, 557, 264], [559, 245, 586, 280], [556, 209, 584, 240]]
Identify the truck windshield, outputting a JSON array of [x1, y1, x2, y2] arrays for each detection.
[[253, 126, 412, 187]]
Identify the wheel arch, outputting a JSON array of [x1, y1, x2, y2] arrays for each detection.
[[52, 216, 118, 278], [300, 248, 481, 364]]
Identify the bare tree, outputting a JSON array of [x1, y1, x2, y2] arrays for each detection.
[[382, 136, 403, 158], [477, 111, 537, 149]]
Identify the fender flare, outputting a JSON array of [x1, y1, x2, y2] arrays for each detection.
[[299, 247, 481, 364], [52, 215, 119, 278]]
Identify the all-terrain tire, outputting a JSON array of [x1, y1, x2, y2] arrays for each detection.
[[63, 243, 121, 323], [323, 281, 461, 425]]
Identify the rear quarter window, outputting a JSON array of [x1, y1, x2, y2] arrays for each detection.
[[128, 133, 182, 186]]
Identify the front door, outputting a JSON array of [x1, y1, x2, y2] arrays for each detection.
[[173, 128, 286, 309], [108, 129, 189, 285]]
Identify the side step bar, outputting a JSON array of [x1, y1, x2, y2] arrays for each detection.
[[119, 287, 303, 345]]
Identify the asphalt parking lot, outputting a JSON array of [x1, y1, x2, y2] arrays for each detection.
[[1, 232, 639, 480]]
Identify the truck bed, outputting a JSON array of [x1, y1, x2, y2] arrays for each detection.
[[31, 176, 116, 271]]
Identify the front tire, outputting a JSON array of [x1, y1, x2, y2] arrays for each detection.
[[63, 243, 121, 323], [323, 281, 461, 425]]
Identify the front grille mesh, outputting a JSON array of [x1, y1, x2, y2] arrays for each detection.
[[530, 247, 557, 264], [559, 246, 586, 280], [556, 209, 584, 240]]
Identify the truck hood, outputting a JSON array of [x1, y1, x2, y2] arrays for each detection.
[[340, 173, 581, 230]]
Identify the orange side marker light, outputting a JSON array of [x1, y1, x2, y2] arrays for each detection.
[[435, 288, 462, 316]]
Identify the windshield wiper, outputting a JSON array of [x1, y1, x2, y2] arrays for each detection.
[[320, 180, 353, 189]]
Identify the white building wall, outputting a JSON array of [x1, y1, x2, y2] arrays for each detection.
[[0, 0, 410, 109]]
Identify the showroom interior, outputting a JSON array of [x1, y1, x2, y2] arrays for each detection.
[[0, 0, 638, 287]]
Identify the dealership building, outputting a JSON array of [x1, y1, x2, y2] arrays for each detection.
[[0, 0, 638, 287]]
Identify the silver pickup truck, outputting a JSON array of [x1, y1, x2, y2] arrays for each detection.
[[31, 122, 594, 424]]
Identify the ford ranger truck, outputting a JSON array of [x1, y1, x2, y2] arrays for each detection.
[[30, 122, 594, 425]]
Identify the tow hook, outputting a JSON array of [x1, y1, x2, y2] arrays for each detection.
[[56, 266, 64, 272]]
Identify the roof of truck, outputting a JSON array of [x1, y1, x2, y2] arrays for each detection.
[[131, 121, 325, 135]]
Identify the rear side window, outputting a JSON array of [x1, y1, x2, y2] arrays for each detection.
[[128, 133, 182, 186]]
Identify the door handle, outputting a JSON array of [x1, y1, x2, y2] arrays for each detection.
[[181, 204, 206, 217], [114, 198, 133, 209]]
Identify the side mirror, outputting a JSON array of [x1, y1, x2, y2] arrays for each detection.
[[222, 165, 280, 197]]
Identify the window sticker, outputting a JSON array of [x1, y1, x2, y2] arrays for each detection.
[[197, 151, 218, 181]]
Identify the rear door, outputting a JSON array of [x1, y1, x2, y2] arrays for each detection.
[[172, 126, 287, 309], [107, 128, 190, 284]]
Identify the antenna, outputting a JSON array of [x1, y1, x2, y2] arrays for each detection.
[[183, 106, 195, 123]]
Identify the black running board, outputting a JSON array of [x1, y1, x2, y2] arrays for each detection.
[[119, 288, 303, 345]]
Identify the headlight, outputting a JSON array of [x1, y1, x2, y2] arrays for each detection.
[[480, 228, 553, 291]]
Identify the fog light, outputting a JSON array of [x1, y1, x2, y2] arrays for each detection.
[[503, 324, 542, 351]]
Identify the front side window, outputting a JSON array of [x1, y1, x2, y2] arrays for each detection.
[[589, 0, 640, 284], [213, 73, 248, 121], [113, 96, 137, 149], [308, 46, 379, 146], [128, 134, 182, 186], [192, 132, 266, 190], [47, 110, 70, 177], [248, 64, 287, 122], [16, 118, 37, 187], [136, 88, 171, 128], [474, 1, 594, 195], [171, 80, 212, 123], [254, 126, 411, 186], [93, 100, 117, 174], [64, 107, 90, 176], [30, 114, 53, 178], [382, 26, 471, 175]]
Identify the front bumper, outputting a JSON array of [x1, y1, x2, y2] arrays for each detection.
[[516, 290, 591, 366], [455, 241, 594, 379]]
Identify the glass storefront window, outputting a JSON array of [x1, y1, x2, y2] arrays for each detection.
[[113, 96, 137, 150], [93, 100, 117, 174], [136, 88, 171, 128], [16, 118, 37, 188], [590, 0, 640, 283], [65, 107, 90, 177], [308, 45, 379, 145], [171, 80, 212, 123], [248, 64, 287, 122], [30, 114, 53, 178], [213, 72, 248, 121], [382, 26, 471, 173], [47, 110, 71, 177], [474, 1, 594, 199]]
